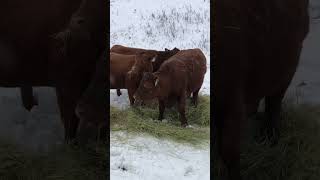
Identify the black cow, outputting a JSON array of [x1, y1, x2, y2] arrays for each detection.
[[213, 0, 309, 179], [0, 0, 107, 141]]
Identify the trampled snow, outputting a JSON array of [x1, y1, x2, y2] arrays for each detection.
[[110, 0, 210, 179], [110, 132, 210, 180]]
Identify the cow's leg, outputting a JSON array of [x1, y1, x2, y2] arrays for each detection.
[[116, 89, 122, 96], [246, 100, 259, 117], [127, 88, 135, 106], [264, 93, 284, 143], [192, 88, 200, 107], [158, 99, 165, 121], [222, 102, 243, 180], [20, 86, 38, 111], [56, 88, 82, 142], [177, 94, 188, 127]]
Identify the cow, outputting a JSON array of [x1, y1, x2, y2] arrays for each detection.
[[213, 0, 310, 179], [110, 45, 180, 96], [110, 45, 180, 71], [76, 50, 107, 143], [110, 51, 157, 105], [0, 0, 106, 142], [133, 48, 207, 127]]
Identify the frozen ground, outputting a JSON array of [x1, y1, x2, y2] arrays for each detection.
[[0, 87, 64, 152], [287, 18, 320, 105], [110, 132, 210, 180], [110, 0, 210, 179]]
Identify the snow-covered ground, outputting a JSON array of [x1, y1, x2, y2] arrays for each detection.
[[110, 132, 210, 180], [286, 7, 320, 105], [0, 87, 64, 152], [110, 0, 210, 179]]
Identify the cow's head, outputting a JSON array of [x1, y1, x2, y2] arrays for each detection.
[[133, 72, 161, 102], [51, 0, 106, 62], [132, 51, 157, 72], [152, 47, 180, 71], [126, 51, 156, 88]]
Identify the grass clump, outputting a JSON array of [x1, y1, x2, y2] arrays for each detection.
[[214, 103, 320, 179], [110, 95, 210, 145], [0, 140, 107, 180]]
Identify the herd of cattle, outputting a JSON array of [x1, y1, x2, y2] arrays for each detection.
[[0, 0, 106, 143], [213, 0, 310, 179], [110, 45, 207, 127]]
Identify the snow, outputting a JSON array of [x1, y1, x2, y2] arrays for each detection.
[[110, 0, 210, 179], [0, 87, 64, 152], [110, 132, 210, 180]]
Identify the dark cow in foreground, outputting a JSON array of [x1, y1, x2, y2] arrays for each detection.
[[110, 45, 180, 96], [213, 0, 309, 179], [0, 0, 106, 141], [133, 48, 207, 127], [110, 51, 157, 105], [76, 50, 106, 143]]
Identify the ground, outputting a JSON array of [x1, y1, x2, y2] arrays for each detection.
[[287, 18, 320, 104], [110, 0, 210, 179]]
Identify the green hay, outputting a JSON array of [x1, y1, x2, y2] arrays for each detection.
[[110, 95, 210, 146], [213, 103, 320, 179], [0, 141, 107, 180]]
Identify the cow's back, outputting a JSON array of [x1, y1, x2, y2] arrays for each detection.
[[110, 52, 135, 88], [160, 49, 206, 94], [110, 45, 155, 55]]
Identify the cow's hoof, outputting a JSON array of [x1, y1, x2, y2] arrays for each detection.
[[181, 123, 188, 128]]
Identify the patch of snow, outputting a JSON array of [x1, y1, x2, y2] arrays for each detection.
[[110, 131, 210, 180]]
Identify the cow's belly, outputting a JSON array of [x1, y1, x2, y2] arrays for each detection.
[[246, 64, 298, 102], [0, 40, 50, 86]]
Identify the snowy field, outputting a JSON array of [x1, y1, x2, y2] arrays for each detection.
[[0, 87, 63, 152], [110, 132, 210, 180], [110, 0, 210, 179]]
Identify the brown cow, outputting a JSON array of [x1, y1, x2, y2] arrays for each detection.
[[133, 48, 207, 127], [213, 0, 309, 179], [110, 51, 157, 105], [110, 45, 180, 97], [110, 45, 180, 72]]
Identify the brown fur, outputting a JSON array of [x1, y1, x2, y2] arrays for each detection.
[[134, 48, 207, 126], [111, 45, 180, 71], [213, 0, 309, 179], [110, 51, 157, 105], [110, 45, 180, 97]]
